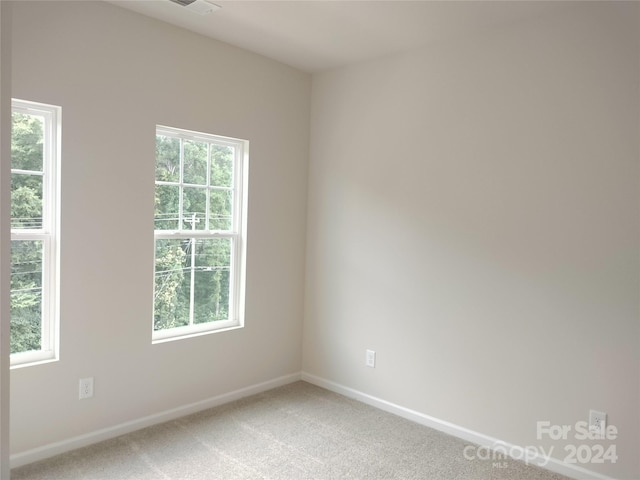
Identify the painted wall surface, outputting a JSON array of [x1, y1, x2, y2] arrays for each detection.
[[10, 1, 309, 454], [304, 3, 639, 478], [1, 3, 13, 478]]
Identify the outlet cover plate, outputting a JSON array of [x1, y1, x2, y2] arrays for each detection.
[[589, 409, 606, 434], [366, 349, 376, 368], [79, 377, 94, 399]]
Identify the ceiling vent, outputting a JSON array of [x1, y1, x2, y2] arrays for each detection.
[[168, 0, 221, 15]]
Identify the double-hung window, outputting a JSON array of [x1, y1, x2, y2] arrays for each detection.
[[10, 99, 60, 367], [153, 126, 247, 342]]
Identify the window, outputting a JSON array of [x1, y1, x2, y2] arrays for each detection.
[[10, 99, 60, 367], [153, 126, 247, 342]]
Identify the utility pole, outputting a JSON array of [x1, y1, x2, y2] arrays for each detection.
[[184, 213, 199, 325]]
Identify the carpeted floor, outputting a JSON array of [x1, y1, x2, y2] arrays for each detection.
[[12, 381, 571, 479]]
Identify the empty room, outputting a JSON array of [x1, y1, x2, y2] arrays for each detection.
[[0, 1, 638, 479]]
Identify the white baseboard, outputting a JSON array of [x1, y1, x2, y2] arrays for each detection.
[[301, 372, 616, 480], [11, 372, 302, 469]]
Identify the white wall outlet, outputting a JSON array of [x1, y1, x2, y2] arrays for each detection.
[[365, 349, 376, 368], [589, 409, 606, 435], [79, 377, 94, 400]]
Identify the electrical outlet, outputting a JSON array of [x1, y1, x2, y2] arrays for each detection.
[[366, 349, 376, 368], [589, 409, 606, 435], [79, 377, 94, 400]]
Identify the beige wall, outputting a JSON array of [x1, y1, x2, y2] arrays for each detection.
[[303, 3, 639, 479], [1, 2, 12, 478], [8, 1, 640, 478], [10, 0, 309, 454]]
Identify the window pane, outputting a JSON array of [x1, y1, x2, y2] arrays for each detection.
[[209, 189, 232, 230], [154, 238, 232, 331], [155, 184, 179, 230], [183, 140, 207, 185], [11, 173, 43, 229], [154, 239, 189, 331], [156, 135, 180, 182], [12, 112, 43, 172], [10, 240, 43, 354], [210, 144, 233, 188], [193, 238, 231, 324], [183, 187, 206, 230]]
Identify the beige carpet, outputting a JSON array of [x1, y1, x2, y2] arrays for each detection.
[[12, 381, 571, 479]]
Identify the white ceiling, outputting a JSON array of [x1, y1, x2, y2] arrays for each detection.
[[108, 0, 571, 73]]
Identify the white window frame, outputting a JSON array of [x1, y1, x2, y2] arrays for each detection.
[[153, 125, 248, 343], [10, 99, 61, 368]]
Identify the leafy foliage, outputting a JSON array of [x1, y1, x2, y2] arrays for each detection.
[[10, 112, 45, 354]]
